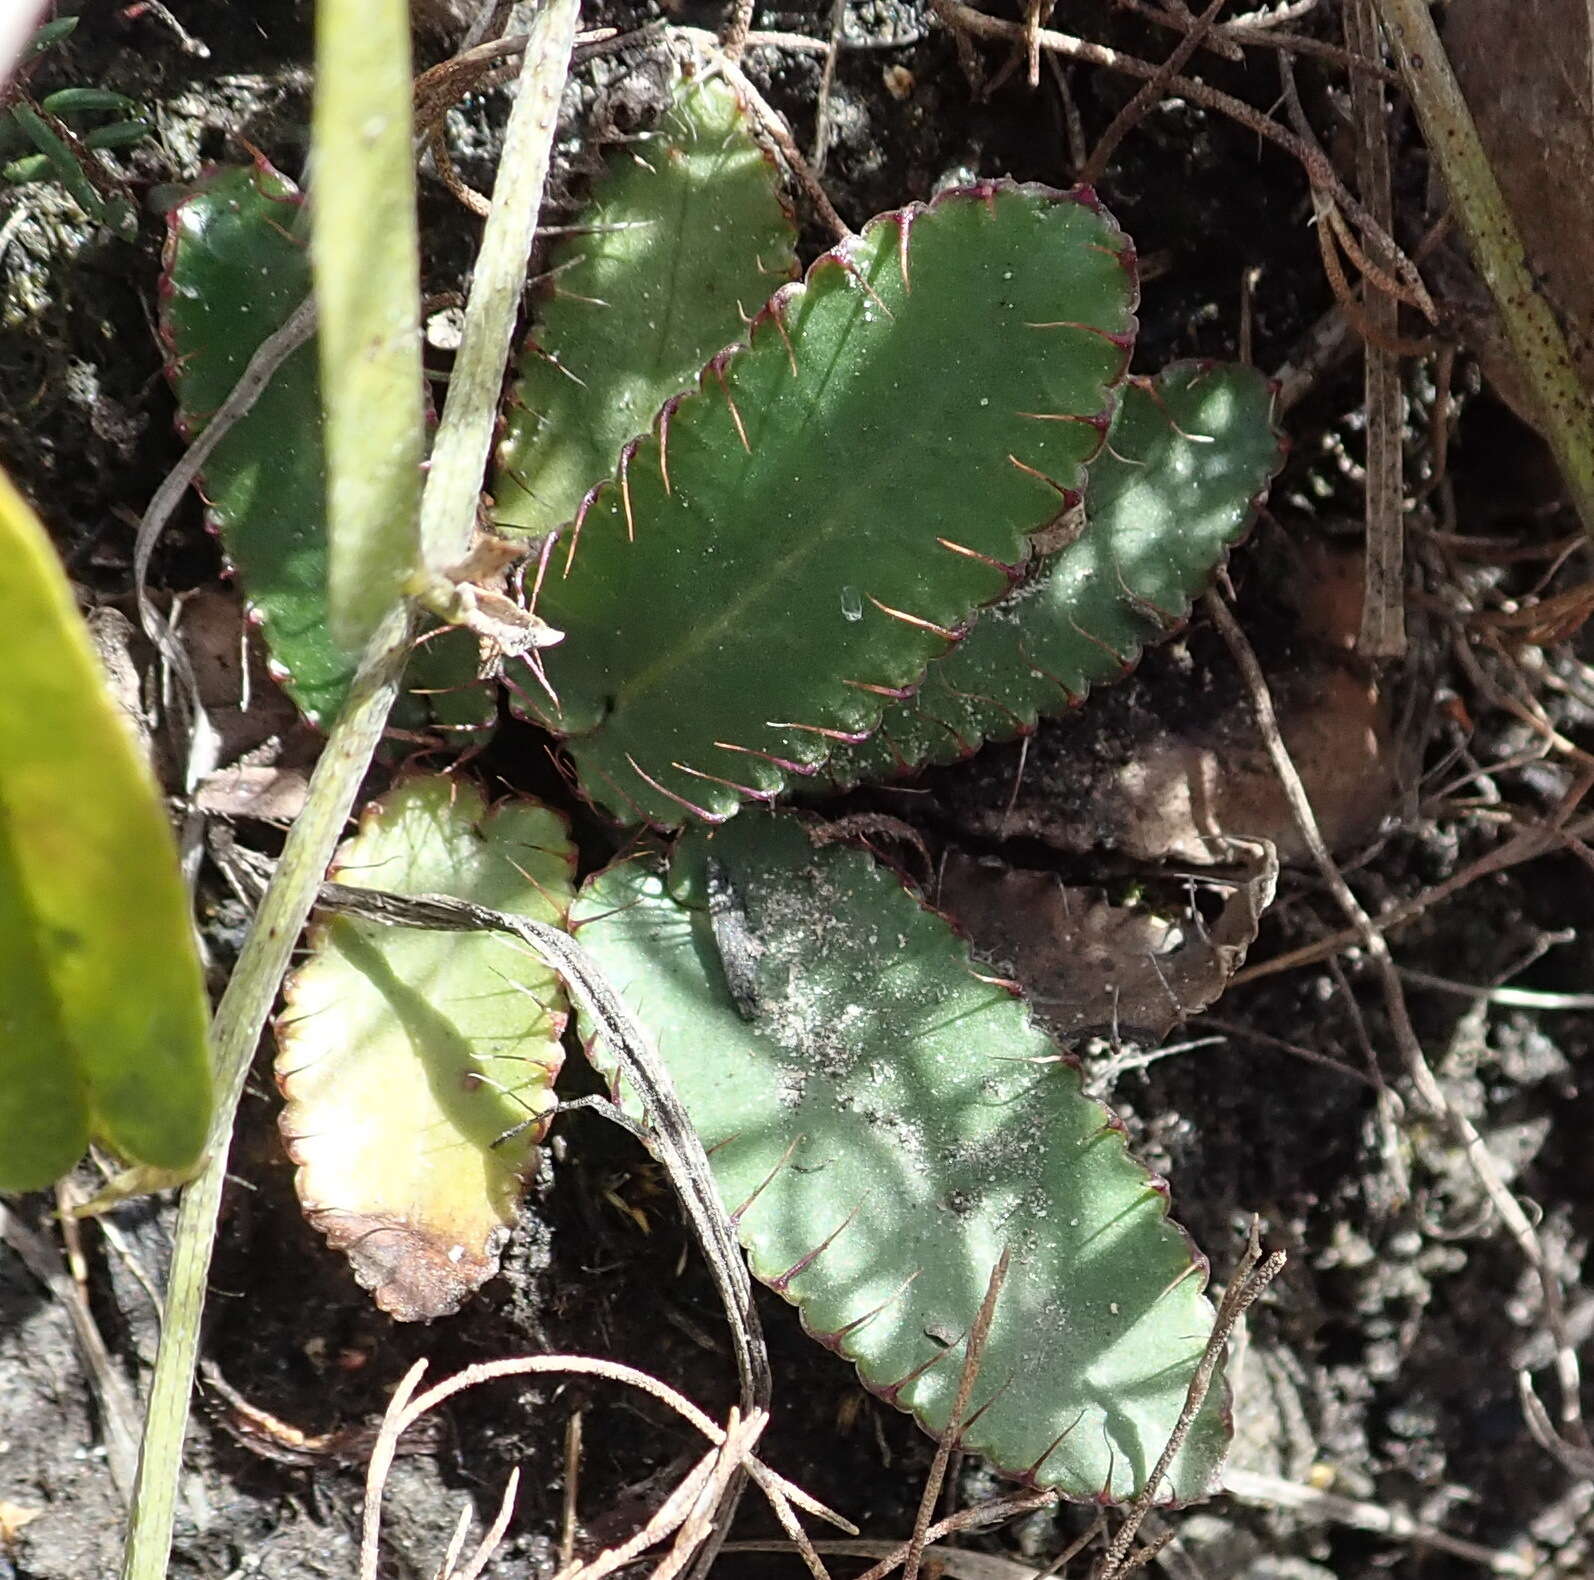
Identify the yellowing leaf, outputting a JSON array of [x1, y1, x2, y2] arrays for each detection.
[[0, 468, 212, 1192]]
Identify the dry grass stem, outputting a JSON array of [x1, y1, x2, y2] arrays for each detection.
[[1115, 0, 1397, 78], [0, 1201, 142, 1502], [359, 1356, 838, 1580], [1222, 1469, 1538, 1574], [446, 1466, 521, 1580], [1078, 0, 1229, 187], [1344, 0, 1405, 657], [810, 0, 847, 172], [933, 0, 1432, 319], [903, 1249, 1011, 1580], [703, 39, 852, 240], [560, 1408, 583, 1568], [1097, 1221, 1284, 1580]]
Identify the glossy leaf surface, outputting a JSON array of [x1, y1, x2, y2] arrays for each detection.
[[531, 182, 1136, 825], [827, 362, 1282, 785], [494, 66, 796, 538]]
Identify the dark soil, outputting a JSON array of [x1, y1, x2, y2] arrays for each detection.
[[4, 2, 1593, 1578]]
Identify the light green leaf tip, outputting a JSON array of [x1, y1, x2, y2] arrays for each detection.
[[0, 469, 212, 1192], [311, 0, 426, 653]]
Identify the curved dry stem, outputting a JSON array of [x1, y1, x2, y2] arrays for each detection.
[[358, 1354, 838, 1580], [932, 0, 1432, 320]]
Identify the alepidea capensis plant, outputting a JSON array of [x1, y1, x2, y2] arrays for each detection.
[[157, 52, 1283, 1506]]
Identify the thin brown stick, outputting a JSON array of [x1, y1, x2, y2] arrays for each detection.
[[0, 1201, 142, 1502], [1115, 0, 1399, 79], [1344, 0, 1405, 658], [811, 0, 847, 172], [1323, 201, 1426, 316], [719, 0, 756, 63], [1234, 805, 1594, 985], [934, 0, 1433, 319], [903, 1250, 1011, 1580], [839, 1489, 1060, 1580], [559, 1409, 583, 1568], [1080, 0, 1229, 185], [1309, 195, 1437, 359], [705, 42, 851, 239], [1114, 0, 1242, 60], [1204, 588, 1428, 1094], [1097, 1222, 1285, 1580]]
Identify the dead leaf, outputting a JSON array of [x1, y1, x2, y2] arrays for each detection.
[[940, 839, 1277, 1042], [0, 1500, 41, 1551], [948, 544, 1408, 866]]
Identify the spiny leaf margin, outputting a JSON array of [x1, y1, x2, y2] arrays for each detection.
[[570, 812, 1229, 1502], [158, 160, 490, 734], [521, 180, 1138, 827], [825, 361, 1284, 787], [493, 62, 797, 539]]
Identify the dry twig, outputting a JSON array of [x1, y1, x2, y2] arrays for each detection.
[[1115, 0, 1398, 79], [1097, 1221, 1284, 1580], [933, 0, 1434, 320], [1079, 0, 1229, 187], [1343, 0, 1406, 658], [903, 1251, 1010, 1580]]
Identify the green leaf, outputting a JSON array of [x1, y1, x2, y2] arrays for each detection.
[[572, 813, 1227, 1502], [528, 182, 1136, 826], [310, 0, 426, 652], [277, 776, 574, 1319], [26, 17, 80, 54], [160, 162, 491, 735], [826, 362, 1283, 786], [493, 64, 797, 538], [0, 469, 212, 1192], [39, 87, 140, 117], [10, 102, 106, 224]]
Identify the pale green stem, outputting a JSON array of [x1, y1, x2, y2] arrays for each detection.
[[1372, 0, 1594, 538], [121, 605, 417, 1580], [122, 6, 583, 1573], [417, 0, 581, 578]]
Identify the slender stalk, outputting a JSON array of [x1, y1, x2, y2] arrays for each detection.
[[122, 5, 583, 1570], [417, 0, 580, 576], [1372, 0, 1594, 538], [120, 605, 417, 1580]]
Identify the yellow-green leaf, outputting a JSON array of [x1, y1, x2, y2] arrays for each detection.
[[0, 469, 212, 1192]]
